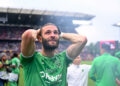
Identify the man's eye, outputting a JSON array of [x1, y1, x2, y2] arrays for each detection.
[[45, 31, 51, 34], [54, 31, 59, 34]]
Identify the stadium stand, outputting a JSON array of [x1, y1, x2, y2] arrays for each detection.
[[0, 7, 94, 55]]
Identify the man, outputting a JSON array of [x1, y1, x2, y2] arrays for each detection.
[[115, 51, 120, 86], [9, 52, 20, 86], [20, 23, 87, 86], [67, 56, 91, 86], [89, 43, 120, 86], [115, 51, 120, 60], [0, 53, 9, 86]]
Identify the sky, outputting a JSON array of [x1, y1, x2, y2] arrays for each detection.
[[0, 0, 120, 44]]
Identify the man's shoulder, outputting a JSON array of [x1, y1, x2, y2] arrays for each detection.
[[111, 56, 120, 61], [92, 56, 102, 64], [13, 57, 19, 60], [20, 51, 41, 62], [105, 53, 119, 60], [34, 51, 41, 56], [93, 56, 100, 61], [67, 64, 75, 70]]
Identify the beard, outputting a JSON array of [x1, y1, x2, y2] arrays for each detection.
[[42, 37, 59, 51]]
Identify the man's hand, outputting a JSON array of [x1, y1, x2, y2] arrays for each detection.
[[116, 78, 120, 86], [36, 29, 41, 40]]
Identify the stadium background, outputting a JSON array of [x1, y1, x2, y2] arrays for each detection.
[[0, 7, 120, 86]]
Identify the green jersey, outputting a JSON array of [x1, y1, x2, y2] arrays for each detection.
[[20, 50, 72, 86], [10, 57, 20, 74], [89, 53, 120, 86]]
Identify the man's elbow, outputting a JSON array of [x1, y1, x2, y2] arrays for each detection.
[[22, 29, 34, 40], [79, 36, 87, 45], [82, 36, 87, 44], [89, 74, 96, 81]]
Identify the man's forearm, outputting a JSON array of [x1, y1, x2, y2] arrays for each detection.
[[61, 33, 87, 43], [21, 29, 38, 57], [61, 32, 87, 59]]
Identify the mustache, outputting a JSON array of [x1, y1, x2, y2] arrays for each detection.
[[48, 39, 58, 41]]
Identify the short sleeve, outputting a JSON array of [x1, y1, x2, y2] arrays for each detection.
[[20, 52, 37, 67], [59, 50, 73, 67], [12, 60, 16, 65]]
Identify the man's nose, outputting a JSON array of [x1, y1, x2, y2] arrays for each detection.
[[50, 32, 56, 36], [50, 32, 56, 38]]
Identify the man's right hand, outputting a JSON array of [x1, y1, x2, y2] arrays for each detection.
[[36, 29, 41, 40], [116, 78, 120, 86]]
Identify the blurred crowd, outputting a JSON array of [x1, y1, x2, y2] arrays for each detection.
[[0, 43, 20, 52], [0, 28, 26, 40], [0, 52, 20, 86], [0, 27, 100, 62], [0, 42, 94, 61]]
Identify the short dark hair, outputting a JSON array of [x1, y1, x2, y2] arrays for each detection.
[[38, 23, 61, 36], [101, 43, 110, 52], [11, 52, 18, 59]]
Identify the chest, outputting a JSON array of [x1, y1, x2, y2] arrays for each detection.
[[35, 56, 66, 74], [68, 65, 88, 77]]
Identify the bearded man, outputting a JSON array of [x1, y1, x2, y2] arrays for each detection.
[[20, 23, 87, 86]]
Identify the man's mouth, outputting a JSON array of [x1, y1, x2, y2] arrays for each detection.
[[48, 40, 57, 42]]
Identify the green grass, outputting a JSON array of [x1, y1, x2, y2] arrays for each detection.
[[81, 61, 93, 65], [81, 61, 95, 86]]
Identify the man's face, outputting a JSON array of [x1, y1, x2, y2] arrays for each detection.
[[40, 25, 60, 51], [2, 55, 7, 61], [73, 56, 81, 65]]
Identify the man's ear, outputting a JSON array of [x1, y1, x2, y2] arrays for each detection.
[[37, 36, 42, 43]]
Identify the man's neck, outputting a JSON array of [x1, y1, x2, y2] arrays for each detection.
[[41, 49, 55, 57]]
